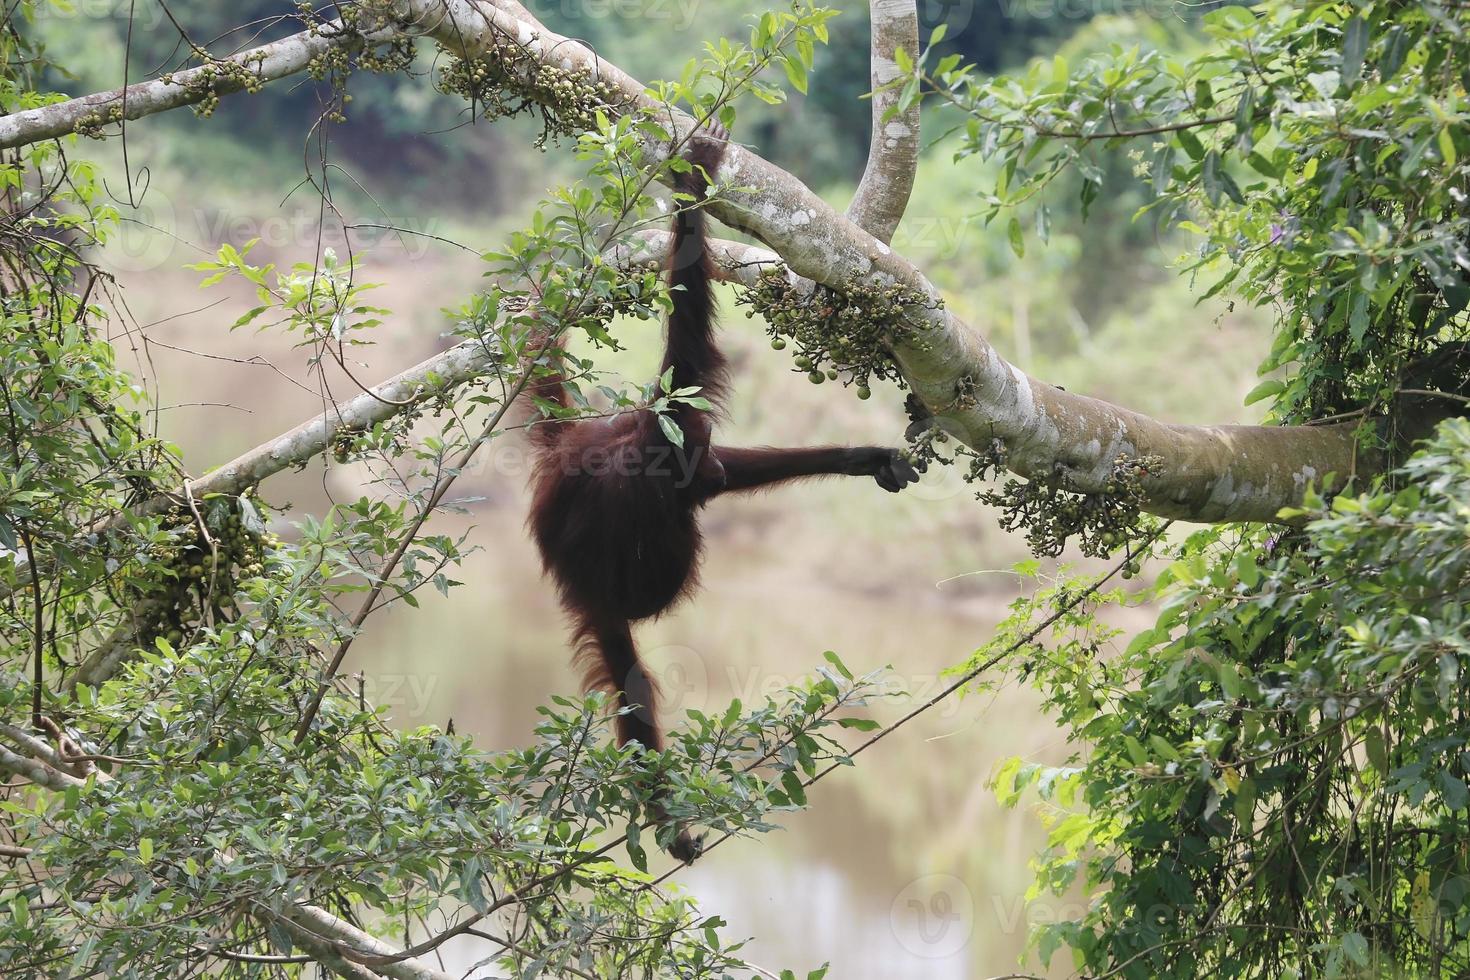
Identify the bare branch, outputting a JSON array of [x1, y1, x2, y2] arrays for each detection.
[[0, 18, 387, 150], [274, 904, 457, 980], [172, 339, 498, 507], [0, 741, 84, 791], [845, 0, 921, 243]]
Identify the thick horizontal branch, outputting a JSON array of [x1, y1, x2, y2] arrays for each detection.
[[845, 0, 921, 244]]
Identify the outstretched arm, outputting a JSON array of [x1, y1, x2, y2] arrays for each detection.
[[713, 445, 919, 495]]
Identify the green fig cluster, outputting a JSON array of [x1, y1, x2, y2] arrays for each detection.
[[141, 492, 282, 648], [438, 48, 620, 147], [980, 452, 1163, 561], [738, 269, 937, 398]]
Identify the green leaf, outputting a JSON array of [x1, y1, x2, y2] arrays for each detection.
[[1364, 727, 1389, 776], [1194, 78, 1213, 110], [232, 306, 269, 330], [1380, 25, 1412, 78], [1243, 379, 1285, 406], [1007, 215, 1024, 258], [1152, 147, 1174, 191], [1148, 734, 1181, 762], [1234, 548, 1260, 589], [1201, 151, 1243, 205], [1175, 127, 1205, 161], [1348, 290, 1369, 345], [781, 53, 808, 95], [1217, 661, 1242, 699], [1245, 150, 1282, 179], [781, 770, 807, 806], [1440, 773, 1469, 810], [1233, 85, 1256, 144], [822, 650, 854, 680], [625, 820, 647, 872], [657, 413, 685, 448], [1233, 776, 1256, 825], [1341, 17, 1368, 88]]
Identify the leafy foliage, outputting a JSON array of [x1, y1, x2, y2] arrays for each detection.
[[921, 0, 1469, 425], [917, 2, 1470, 975], [988, 421, 1470, 978], [0, 6, 863, 977]]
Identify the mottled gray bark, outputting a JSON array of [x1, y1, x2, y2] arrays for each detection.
[[845, 0, 921, 244], [277, 905, 457, 980]]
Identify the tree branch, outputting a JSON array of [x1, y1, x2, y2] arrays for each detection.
[[0, 741, 82, 792], [845, 0, 920, 244], [0, 17, 389, 150], [274, 904, 457, 980]]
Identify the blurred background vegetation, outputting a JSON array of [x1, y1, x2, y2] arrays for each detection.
[[31, 1, 1252, 976]]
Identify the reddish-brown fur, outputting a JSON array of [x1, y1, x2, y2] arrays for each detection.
[[525, 125, 918, 861]]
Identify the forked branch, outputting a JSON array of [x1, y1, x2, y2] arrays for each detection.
[[845, 0, 921, 244]]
